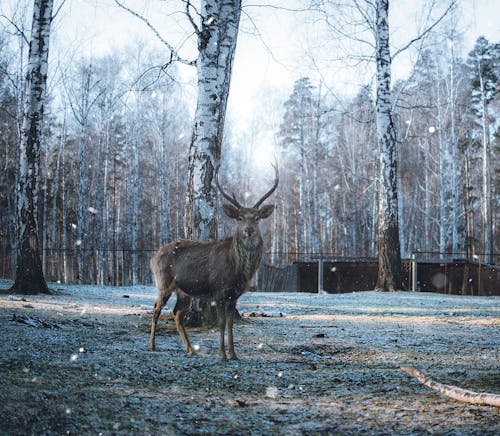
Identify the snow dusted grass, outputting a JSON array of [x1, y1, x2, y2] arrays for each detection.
[[0, 279, 499, 435]]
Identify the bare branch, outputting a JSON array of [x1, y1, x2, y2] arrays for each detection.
[[309, 1, 376, 50], [0, 14, 29, 45], [243, 3, 321, 13], [52, 0, 68, 21], [181, 0, 201, 34], [392, 0, 458, 59], [353, 0, 375, 33], [114, 0, 196, 67]]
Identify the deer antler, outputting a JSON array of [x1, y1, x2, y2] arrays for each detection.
[[253, 163, 279, 208], [215, 162, 243, 209]]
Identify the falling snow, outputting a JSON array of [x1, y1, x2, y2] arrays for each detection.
[[0, 279, 498, 434]]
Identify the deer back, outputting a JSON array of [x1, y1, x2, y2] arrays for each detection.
[[152, 238, 253, 297]]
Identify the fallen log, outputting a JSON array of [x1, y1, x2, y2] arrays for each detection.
[[401, 366, 500, 408]]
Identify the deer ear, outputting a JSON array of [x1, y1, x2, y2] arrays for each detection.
[[222, 204, 240, 219], [258, 205, 275, 219]]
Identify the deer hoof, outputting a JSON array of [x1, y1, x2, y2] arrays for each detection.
[[229, 354, 238, 361]]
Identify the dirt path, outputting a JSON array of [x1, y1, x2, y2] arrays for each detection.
[[1, 281, 499, 435]]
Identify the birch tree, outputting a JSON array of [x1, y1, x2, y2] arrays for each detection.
[[184, 0, 242, 241], [373, 0, 402, 291], [9, 0, 54, 294], [311, 0, 457, 289], [181, 0, 242, 325], [115, 0, 242, 242], [115, 1, 241, 323], [64, 62, 103, 283]]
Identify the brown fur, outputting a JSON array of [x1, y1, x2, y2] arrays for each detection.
[[149, 204, 275, 360]]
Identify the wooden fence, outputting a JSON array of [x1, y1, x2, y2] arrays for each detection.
[[258, 258, 500, 296]]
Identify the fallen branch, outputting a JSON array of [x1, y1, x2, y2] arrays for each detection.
[[11, 314, 61, 329], [401, 367, 500, 408]]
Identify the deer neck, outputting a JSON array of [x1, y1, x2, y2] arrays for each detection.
[[232, 236, 263, 282]]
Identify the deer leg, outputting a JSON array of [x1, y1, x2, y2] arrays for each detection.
[[174, 293, 195, 356], [226, 300, 238, 360], [150, 289, 172, 351], [216, 300, 227, 361]]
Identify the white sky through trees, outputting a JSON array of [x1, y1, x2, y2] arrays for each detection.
[[2, 0, 499, 129]]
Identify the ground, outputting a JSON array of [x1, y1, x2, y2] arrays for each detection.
[[0, 279, 499, 435]]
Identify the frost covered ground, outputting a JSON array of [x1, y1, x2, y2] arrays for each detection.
[[0, 279, 499, 435]]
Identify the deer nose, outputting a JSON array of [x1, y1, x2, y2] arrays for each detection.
[[244, 227, 255, 236]]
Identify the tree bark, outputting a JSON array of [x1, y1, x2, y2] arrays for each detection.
[[374, 0, 403, 292], [479, 70, 492, 263], [8, 0, 53, 295], [182, 0, 242, 327], [184, 0, 242, 241]]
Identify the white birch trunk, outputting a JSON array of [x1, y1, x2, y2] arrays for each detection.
[[435, 64, 447, 257], [397, 166, 405, 258], [77, 126, 88, 283], [11, 0, 53, 294], [50, 112, 64, 278], [184, 0, 242, 241], [375, 0, 402, 291], [479, 70, 491, 263], [99, 124, 110, 285], [449, 41, 459, 257], [160, 134, 170, 244], [423, 137, 431, 251], [370, 187, 377, 257], [41, 136, 48, 273], [131, 140, 140, 285]]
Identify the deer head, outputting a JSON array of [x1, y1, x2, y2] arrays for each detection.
[[215, 163, 279, 244]]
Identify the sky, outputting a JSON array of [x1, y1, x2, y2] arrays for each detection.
[[2, 0, 499, 131]]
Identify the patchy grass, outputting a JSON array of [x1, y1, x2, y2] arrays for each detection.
[[1, 281, 499, 435]]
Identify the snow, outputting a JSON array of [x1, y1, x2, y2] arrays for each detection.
[[0, 279, 499, 434]]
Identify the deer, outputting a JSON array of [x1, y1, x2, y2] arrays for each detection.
[[149, 164, 278, 361]]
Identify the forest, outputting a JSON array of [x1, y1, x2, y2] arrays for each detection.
[[0, 0, 498, 287]]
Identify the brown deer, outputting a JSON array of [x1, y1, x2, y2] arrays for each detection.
[[149, 164, 278, 360]]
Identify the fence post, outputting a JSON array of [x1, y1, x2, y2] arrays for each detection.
[[411, 253, 418, 292], [318, 259, 325, 294]]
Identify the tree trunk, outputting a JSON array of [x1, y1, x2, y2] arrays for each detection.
[[479, 71, 492, 263], [449, 40, 459, 257], [435, 62, 447, 258], [131, 140, 140, 285], [184, 0, 242, 241], [374, 0, 403, 292], [183, 0, 242, 327], [8, 0, 53, 295], [77, 124, 88, 283]]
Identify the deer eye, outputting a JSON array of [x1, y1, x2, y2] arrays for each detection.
[[237, 216, 244, 221]]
